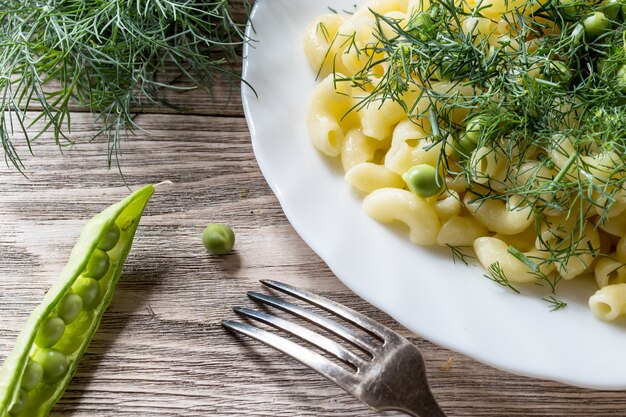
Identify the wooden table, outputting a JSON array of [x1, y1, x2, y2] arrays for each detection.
[[2, 22, 626, 417]]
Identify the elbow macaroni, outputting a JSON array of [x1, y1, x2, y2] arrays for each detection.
[[303, 14, 346, 78], [345, 163, 405, 193], [307, 74, 358, 157], [363, 188, 440, 245], [589, 284, 626, 321], [304, 0, 626, 321]]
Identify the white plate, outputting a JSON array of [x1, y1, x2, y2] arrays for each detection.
[[242, 0, 626, 389]]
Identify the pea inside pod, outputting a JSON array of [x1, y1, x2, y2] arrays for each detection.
[[97, 224, 120, 251], [34, 318, 65, 349], [20, 361, 43, 392], [84, 249, 110, 280], [32, 350, 67, 384], [0, 185, 154, 417], [7, 390, 26, 416], [56, 294, 83, 324], [72, 278, 102, 309]]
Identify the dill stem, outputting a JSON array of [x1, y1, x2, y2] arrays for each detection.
[[429, 107, 442, 139], [552, 153, 578, 185]]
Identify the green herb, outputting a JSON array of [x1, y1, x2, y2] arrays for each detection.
[[543, 295, 568, 311], [485, 262, 520, 293], [507, 245, 562, 293], [507, 246, 540, 273], [446, 244, 475, 266], [0, 0, 249, 173]]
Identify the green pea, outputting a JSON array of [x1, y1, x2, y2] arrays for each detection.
[[557, 0, 577, 14], [97, 223, 121, 251], [402, 164, 443, 197], [435, 58, 470, 81], [397, 43, 415, 65], [73, 277, 101, 309], [84, 248, 110, 280], [602, 0, 624, 19], [583, 12, 611, 38], [35, 317, 65, 348], [455, 134, 478, 157], [57, 293, 83, 324], [21, 360, 43, 392], [407, 12, 434, 41], [546, 60, 572, 85], [465, 115, 486, 143], [8, 389, 27, 416], [202, 224, 235, 255], [34, 349, 68, 384], [412, 12, 433, 29]]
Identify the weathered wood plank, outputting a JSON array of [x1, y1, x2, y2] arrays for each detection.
[[17, 68, 246, 117], [2, 113, 626, 416]]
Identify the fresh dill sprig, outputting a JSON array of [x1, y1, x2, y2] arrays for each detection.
[[507, 245, 563, 293], [0, 0, 249, 173], [485, 262, 520, 293], [543, 295, 568, 311], [446, 244, 475, 265]]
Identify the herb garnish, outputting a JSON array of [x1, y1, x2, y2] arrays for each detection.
[[447, 243, 476, 265], [543, 295, 568, 311], [485, 262, 521, 293]]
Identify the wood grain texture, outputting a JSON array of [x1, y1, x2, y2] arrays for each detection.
[[3, 14, 626, 415]]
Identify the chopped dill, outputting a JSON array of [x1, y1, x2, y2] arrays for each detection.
[[485, 262, 520, 294], [543, 296, 568, 312], [446, 244, 475, 266], [508, 246, 540, 273], [317, 22, 331, 43], [507, 245, 561, 293]]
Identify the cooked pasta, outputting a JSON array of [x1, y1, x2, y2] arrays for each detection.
[[589, 284, 626, 321], [304, 0, 626, 320], [363, 188, 440, 245]]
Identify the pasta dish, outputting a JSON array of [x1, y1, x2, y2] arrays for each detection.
[[303, 0, 626, 320]]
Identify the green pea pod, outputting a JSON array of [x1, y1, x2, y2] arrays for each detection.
[[0, 184, 154, 416]]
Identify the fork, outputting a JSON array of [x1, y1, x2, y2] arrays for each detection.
[[222, 280, 446, 417]]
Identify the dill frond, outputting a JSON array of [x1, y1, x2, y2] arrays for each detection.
[[543, 295, 568, 311], [0, 0, 249, 172], [485, 262, 520, 293], [446, 244, 475, 265]]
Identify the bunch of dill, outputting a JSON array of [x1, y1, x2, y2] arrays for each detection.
[[0, 0, 249, 172]]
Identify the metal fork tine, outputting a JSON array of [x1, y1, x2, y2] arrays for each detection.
[[233, 307, 365, 368], [248, 291, 377, 354], [222, 320, 360, 391], [261, 280, 389, 339]]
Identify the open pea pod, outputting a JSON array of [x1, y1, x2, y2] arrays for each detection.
[[0, 184, 154, 416]]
